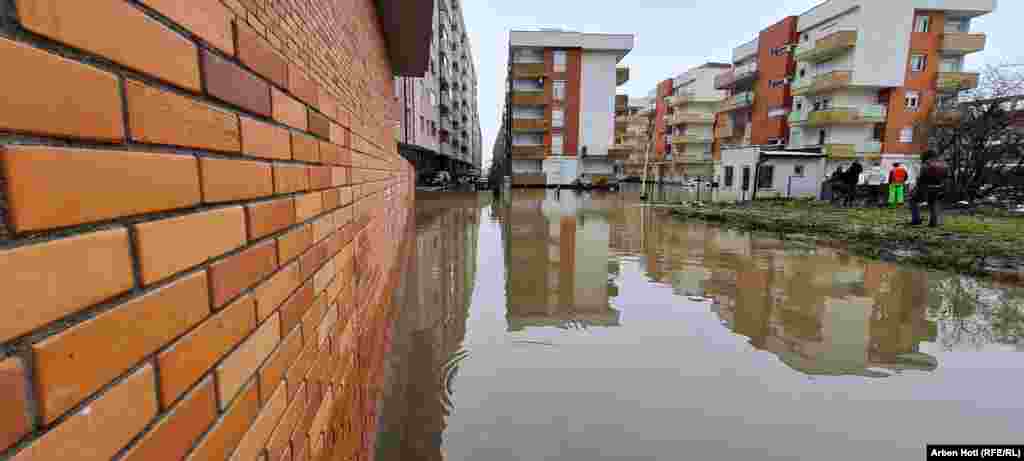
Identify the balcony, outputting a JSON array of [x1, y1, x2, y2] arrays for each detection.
[[719, 91, 754, 112], [940, 33, 986, 55], [937, 72, 980, 92], [823, 141, 882, 159], [668, 92, 721, 107], [511, 62, 545, 78], [933, 109, 963, 126], [668, 112, 716, 125], [510, 90, 546, 106], [714, 61, 758, 90], [511, 118, 549, 132], [617, 67, 630, 86], [733, 38, 758, 64], [615, 115, 630, 123], [675, 152, 713, 163], [789, 104, 887, 127], [608, 144, 634, 160], [670, 133, 713, 144], [715, 123, 734, 139], [791, 70, 852, 96], [510, 145, 546, 159], [796, 29, 857, 63]]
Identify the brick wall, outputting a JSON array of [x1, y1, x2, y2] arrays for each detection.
[[0, 1, 414, 461]]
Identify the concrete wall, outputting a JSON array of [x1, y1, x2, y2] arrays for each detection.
[[0, 1, 414, 460], [579, 51, 619, 156]]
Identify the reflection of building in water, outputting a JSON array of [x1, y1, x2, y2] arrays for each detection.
[[376, 195, 483, 461], [500, 190, 622, 331]]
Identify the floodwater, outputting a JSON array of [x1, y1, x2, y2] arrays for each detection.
[[375, 187, 1024, 461]]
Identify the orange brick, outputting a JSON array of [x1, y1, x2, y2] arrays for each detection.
[[293, 433, 308, 461], [312, 214, 335, 245], [279, 280, 314, 338], [0, 357, 31, 451], [1, 146, 200, 232], [259, 326, 302, 400], [0, 229, 133, 343], [246, 198, 296, 240], [254, 262, 301, 322], [18, 0, 200, 91], [266, 382, 305, 461], [157, 293, 256, 408], [313, 259, 335, 295], [308, 111, 330, 139], [329, 122, 347, 146], [242, 117, 292, 160], [274, 163, 309, 194], [200, 157, 274, 203], [331, 167, 350, 187], [292, 134, 320, 163], [322, 189, 341, 212], [34, 272, 208, 423], [135, 206, 245, 285], [208, 239, 278, 308], [299, 242, 328, 282], [300, 295, 326, 349], [0, 37, 123, 141], [284, 340, 316, 401], [10, 365, 156, 461], [127, 80, 240, 152], [140, 0, 235, 55], [120, 376, 217, 461], [340, 187, 354, 206], [236, 21, 287, 88], [228, 382, 286, 461], [295, 193, 322, 222], [318, 90, 337, 123], [288, 65, 317, 107], [186, 379, 259, 461], [273, 87, 307, 131], [318, 141, 340, 165], [277, 225, 313, 264], [216, 313, 280, 408]]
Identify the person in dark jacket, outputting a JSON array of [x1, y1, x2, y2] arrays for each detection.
[[841, 161, 863, 207], [909, 151, 948, 227]]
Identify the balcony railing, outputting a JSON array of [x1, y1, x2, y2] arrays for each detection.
[[510, 145, 546, 159], [937, 72, 980, 92], [617, 67, 630, 86], [608, 144, 634, 160], [670, 133, 713, 144], [940, 33, 986, 55], [791, 70, 853, 96], [675, 152, 713, 163], [719, 91, 754, 111], [511, 62, 545, 78], [789, 104, 887, 126], [511, 118, 549, 131], [714, 61, 758, 90], [823, 141, 882, 159], [510, 90, 546, 106], [796, 29, 857, 63], [669, 112, 716, 125], [668, 92, 721, 106]]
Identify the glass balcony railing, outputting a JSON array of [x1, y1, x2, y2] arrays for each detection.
[[789, 104, 887, 126], [795, 29, 857, 63], [719, 91, 754, 111], [791, 70, 853, 96], [940, 33, 986, 55]]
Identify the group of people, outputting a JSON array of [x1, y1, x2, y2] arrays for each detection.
[[827, 151, 949, 227]]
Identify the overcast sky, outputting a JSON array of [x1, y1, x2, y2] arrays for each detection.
[[460, 0, 1023, 169]]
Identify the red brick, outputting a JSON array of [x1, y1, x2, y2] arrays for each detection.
[[284, 340, 317, 402], [202, 50, 271, 116], [18, 0, 200, 91], [278, 224, 314, 264], [127, 80, 241, 152], [318, 141, 341, 165], [300, 295, 327, 349], [274, 163, 309, 194], [318, 89, 338, 123], [308, 110, 330, 139], [312, 215, 335, 245], [331, 167, 350, 187], [273, 87, 307, 131], [309, 166, 332, 191], [292, 432, 309, 461], [295, 192, 323, 222], [266, 382, 305, 461], [246, 198, 296, 240], [0, 229, 133, 343], [216, 312, 280, 408], [157, 292, 256, 407], [34, 272, 209, 423], [141, 0, 235, 55], [230, 382, 287, 461], [0, 357, 30, 451], [186, 379, 259, 461], [236, 21, 288, 88], [288, 65, 317, 107], [298, 242, 328, 281], [322, 189, 341, 211], [10, 366, 157, 461], [255, 262, 301, 322], [200, 157, 274, 203], [259, 326, 302, 401], [0, 37, 123, 141], [292, 134, 320, 163], [242, 117, 292, 160], [208, 239, 278, 308], [330, 123, 348, 147], [135, 207, 246, 285], [279, 280, 315, 338], [336, 105, 352, 131], [1, 146, 200, 232], [120, 377, 217, 461]]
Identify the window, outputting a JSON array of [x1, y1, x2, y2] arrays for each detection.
[[553, 50, 567, 72], [945, 18, 969, 33], [553, 80, 567, 101], [914, 15, 930, 33], [552, 134, 563, 155], [799, 68, 807, 78], [795, 100, 803, 111], [758, 165, 774, 189], [724, 166, 735, 187], [941, 57, 962, 73], [910, 54, 928, 72], [770, 46, 788, 57], [899, 127, 914, 143], [872, 123, 885, 141], [768, 107, 787, 118], [794, 165, 805, 177], [769, 79, 787, 88], [552, 109, 564, 128], [905, 90, 921, 111], [802, 33, 809, 43]]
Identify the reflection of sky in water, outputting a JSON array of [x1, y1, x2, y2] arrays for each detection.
[[378, 189, 1024, 461]]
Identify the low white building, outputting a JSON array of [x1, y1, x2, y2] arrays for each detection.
[[716, 147, 827, 201]]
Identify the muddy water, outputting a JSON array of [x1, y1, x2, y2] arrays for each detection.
[[375, 189, 1023, 461]]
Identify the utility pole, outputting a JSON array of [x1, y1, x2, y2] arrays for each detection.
[[640, 100, 656, 201]]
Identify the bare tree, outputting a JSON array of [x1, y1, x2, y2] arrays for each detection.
[[921, 64, 1024, 204]]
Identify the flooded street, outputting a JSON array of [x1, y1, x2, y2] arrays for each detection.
[[375, 188, 1024, 461]]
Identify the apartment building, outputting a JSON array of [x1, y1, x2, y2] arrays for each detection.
[[616, 96, 654, 179], [395, 0, 482, 179], [661, 63, 732, 182], [712, 0, 995, 201], [502, 30, 634, 187]]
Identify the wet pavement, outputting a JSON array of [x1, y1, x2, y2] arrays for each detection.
[[375, 187, 1024, 461]]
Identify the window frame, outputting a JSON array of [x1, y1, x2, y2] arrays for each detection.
[[905, 90, 921, 111], [910, 54, 928, 72], [553, 50, 568, 73], [914, 15, 930, 33], [724, 166, 735, 187], [758, 164, 775, 189], [551, 134, 564, 155], [552, 109, 565, 128], [553, 80, 567, 101]]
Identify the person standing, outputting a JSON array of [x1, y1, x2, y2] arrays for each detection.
[[909, 152, 948, 227], [888, 162, 909, 207], [843, 161, 863, 207]]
